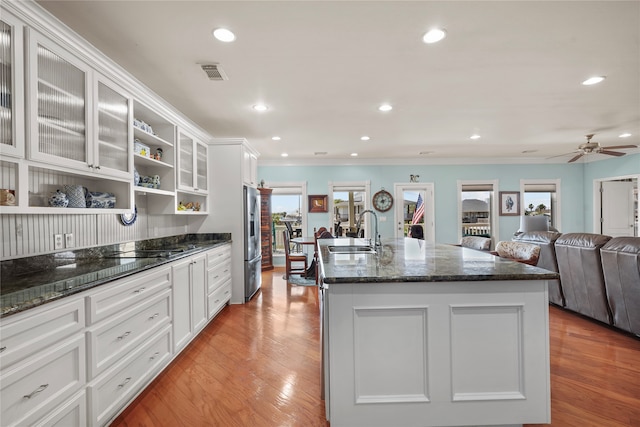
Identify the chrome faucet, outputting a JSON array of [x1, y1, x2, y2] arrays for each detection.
[[356, 209, 380, 248]]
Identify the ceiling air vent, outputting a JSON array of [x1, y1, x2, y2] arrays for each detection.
[[200, 64, 228, 81]]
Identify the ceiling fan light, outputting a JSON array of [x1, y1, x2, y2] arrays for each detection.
[[423, 28, 447, 44], [582, 76, 605, 85]]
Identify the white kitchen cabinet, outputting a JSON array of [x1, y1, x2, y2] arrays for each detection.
[[172, 252, 207, 353], [132, 100, 176, 205], [29, 390, 86, 427], [87, 325, 171, 426], [174, 128, 208, 215], [206, 243, 232, 319], [0, 334, 86, 427], [0, 297, 85, 370], [242, 146, 258, 187], [0, 10, 25, 159], [86, 289, 171, 379], [26, 29, 131, 180]]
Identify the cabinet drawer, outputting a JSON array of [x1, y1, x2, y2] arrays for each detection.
[[208, 280, 231, 319], [88, 325, 171, 427], [87, 266, 171, 325], [29, 390, 86, 427], [0, 335, 85, 427], [206, 244, 231, 269], [0, 297, 84, 369], [87, 289, 171, 379], [207, 259, 231, 293]]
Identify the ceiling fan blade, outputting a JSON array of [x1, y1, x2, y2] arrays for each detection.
[[546, 151, 579, 160], [599, 150, 626, 157], [602, 144, 637, 150], [568, 153, 584, 163]]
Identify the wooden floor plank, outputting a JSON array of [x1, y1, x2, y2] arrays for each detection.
[[112, 268, 640, 427]]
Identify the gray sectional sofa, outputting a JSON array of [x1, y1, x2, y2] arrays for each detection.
[[513, 232, 640, 337]]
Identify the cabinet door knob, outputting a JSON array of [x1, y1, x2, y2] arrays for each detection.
[[133, 287, 146, 294], [117, 377, 132, 389], [117, 331, 132, 341], [23, 384, 49, 399], [149, 351, 160, 361], [149, 313, 159, 320]]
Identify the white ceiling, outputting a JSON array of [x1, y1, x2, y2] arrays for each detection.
[[36, 0, 640, 164]]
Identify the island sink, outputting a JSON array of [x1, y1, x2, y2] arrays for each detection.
[[327, 245, 376, 254]]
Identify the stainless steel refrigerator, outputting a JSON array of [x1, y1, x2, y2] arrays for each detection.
[[243, 185, 262, 301]]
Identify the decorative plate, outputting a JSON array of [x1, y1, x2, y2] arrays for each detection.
[[120, 205, 137, 226]]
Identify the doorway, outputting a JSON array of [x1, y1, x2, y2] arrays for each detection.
[[393, 183, 435, 242], [596, 176, 638, 237]]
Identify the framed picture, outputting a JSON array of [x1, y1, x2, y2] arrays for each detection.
[[499, 191, 520, 216], [308, 195, 328, 213]]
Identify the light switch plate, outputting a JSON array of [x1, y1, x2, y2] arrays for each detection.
[[65, 233, 75, 248], [54, 234, 64, 250]]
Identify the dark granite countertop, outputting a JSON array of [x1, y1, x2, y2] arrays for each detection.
[[0, 233, 231, 317], [318, 237, 559, 284]]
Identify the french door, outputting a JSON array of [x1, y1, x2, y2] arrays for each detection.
[[393, 183, 435, 242]]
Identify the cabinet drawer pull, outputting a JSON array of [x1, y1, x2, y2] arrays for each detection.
[[117, 331, 132, 341], [133, 287, 146, 294], [224, 290, 229, 295], [0, 346, 6, 353], [117, 377, 132, 389], [24, 384, 49, 399], [214, 299, 220, 304], [149, 313, 159, 320], [213, 275, 220, 280], [149, 351, 160, 361]]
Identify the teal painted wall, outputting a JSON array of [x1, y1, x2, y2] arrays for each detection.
[[259, 154, 639, 243]]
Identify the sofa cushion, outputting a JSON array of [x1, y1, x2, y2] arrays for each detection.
[[514, 231, 564, 306], [600, 237, 640, 336], [555, 233, 612, 324]]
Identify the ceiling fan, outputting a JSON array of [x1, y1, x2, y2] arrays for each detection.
[[551, 134, 638, 163]]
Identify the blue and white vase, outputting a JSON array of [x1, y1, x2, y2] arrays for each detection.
[[48, 190, 69, 207]]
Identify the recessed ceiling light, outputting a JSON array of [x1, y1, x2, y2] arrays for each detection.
[[422, 28, 447, 44], [350, 153, 358, 157], [619, 133, 632, 138], [360, 136, 370, 141], [378, 104, 392, 112], [272, 136, 281, 141], [582, 76, 606, 85], [281, 153, 288, 157], [213, 28, 236, 42], [253, 104, 268, 112], [470, 134, 481, 140]]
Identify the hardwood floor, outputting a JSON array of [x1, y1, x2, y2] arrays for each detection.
[[112, 268, 640, 427]]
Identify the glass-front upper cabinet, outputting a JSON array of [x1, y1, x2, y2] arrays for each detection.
[[93, 74, 132, 179], [0, 10, 25, 158], [26, 28, 90, 169], [177, 129, 208, 194]]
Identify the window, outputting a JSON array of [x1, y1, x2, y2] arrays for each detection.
[[521, 180, 560, 230], [266, 182, 306, 254], [329, 181, 370, 237], [458, 180, 498, 246]]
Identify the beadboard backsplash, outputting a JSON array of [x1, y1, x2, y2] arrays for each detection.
[[0, 195, 197, 260]]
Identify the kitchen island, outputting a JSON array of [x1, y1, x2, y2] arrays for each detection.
[[318, 238, 558, 427]]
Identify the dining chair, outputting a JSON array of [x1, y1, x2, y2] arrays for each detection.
[[460, 236, 491, 251], [283, 230, 308, 280]]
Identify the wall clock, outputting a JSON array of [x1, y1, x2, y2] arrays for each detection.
[[372, 189, 393, 212]]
